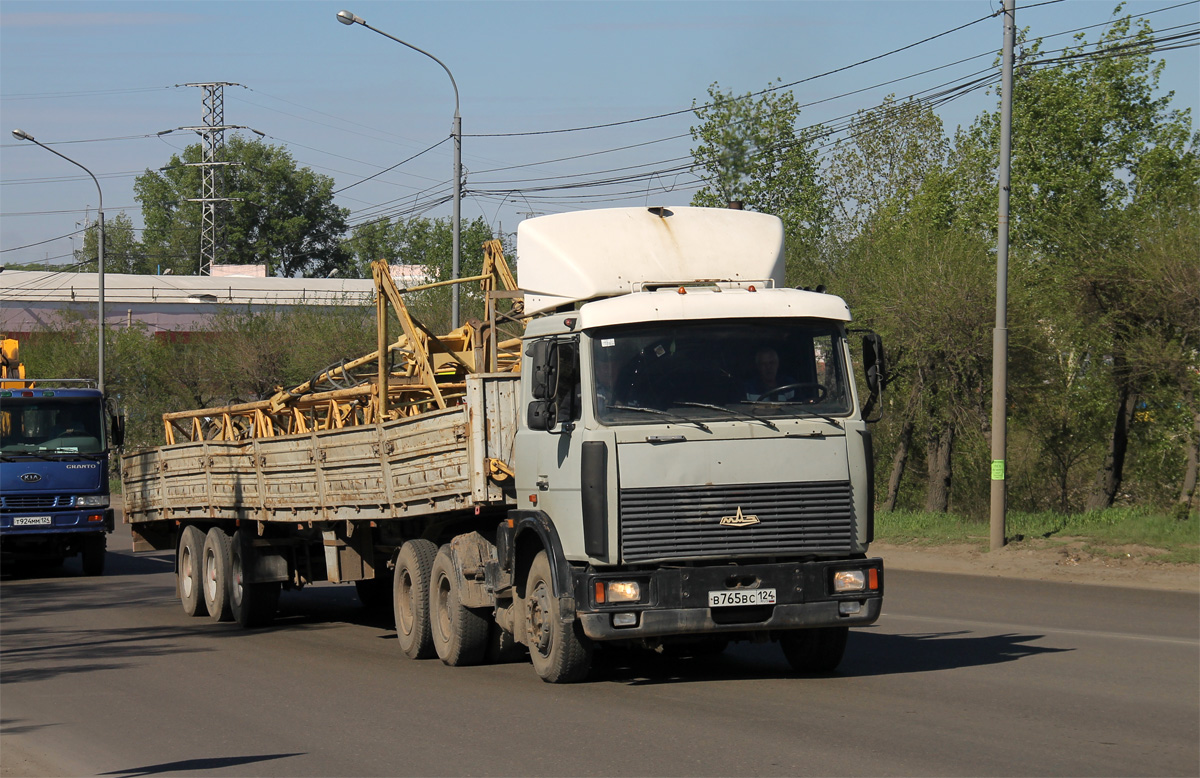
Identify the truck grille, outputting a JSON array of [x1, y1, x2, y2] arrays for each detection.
[[619, 480, 855, 563], [2, 495, 74, 510]]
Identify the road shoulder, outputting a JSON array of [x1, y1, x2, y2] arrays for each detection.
[[875, 540, 1199, 593]]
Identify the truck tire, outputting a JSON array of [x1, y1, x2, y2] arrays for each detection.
[[230, 530, 280, 628], [81, 534, 106, 576], [393, 539, 437, 659], [178, 525, 208, 617], [202, 528, 233, 622], [524, 550, 593, 683], [779, 626, 849, 674], [429, 545, 489, 666]]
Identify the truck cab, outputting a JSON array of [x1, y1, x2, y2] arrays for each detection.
[[1, 383, 122, 574], [499, 206, 885, 680]]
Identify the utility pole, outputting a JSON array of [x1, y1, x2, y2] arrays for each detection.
[[182, 82, 242, 275], [991, 0, 1015, 551]]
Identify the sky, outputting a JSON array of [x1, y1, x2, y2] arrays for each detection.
[[1, 0, 1197, 272]]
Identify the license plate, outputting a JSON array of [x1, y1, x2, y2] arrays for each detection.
[[708, 588, 777, 607], [13, 516, 52, 526]]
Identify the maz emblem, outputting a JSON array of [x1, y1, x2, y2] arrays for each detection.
[[20, 473, 42, 483], [719, 506, 760, 527]]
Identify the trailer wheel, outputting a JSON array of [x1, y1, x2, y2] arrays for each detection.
[[524, 550, 592, 683], [178, 525, 208, 617], [230, 530, 280, 628], [202, 528, 233, 622], [779, 626, 849, 674], [429, 545, 489, 666], [80, 534, 106, 576], [393, 539, 437, 659]]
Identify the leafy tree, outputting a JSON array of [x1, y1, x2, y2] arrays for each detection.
[[837, 170, 995, 513], [344, 215, 511, 332], [135, 135, 351, 277], [344, 219, 398, 278], [77, 212, 149, 274], [826, 95, 950, 242], [963, 10, 1199, 510], [690, 81, 830, 261]]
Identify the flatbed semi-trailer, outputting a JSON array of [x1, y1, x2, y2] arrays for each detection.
[[122, 206, 886, 682]]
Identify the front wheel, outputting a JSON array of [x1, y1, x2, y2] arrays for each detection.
[[80, 534, 106, 576], [779, 626, 848, 674], [524, 551, 592, 683]]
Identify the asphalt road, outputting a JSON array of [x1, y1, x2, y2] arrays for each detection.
[[2, 527, 1197, 778]]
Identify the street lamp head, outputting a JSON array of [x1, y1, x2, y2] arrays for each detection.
[[12, 128, 34, 141], [337, 10, 363, 25]]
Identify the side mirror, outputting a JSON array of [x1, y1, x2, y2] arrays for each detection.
[[111, 414, 126, 448], [527, 400, 556, 431], [862, 333, 885, 395], [528, 340, 558, 400], [526, 338, 579, 433]]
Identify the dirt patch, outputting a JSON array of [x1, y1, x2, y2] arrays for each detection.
[[874, 538, 1199, 593]]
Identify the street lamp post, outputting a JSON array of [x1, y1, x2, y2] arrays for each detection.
[[337, 9, 463, 329], [12, 129, 106, 394]]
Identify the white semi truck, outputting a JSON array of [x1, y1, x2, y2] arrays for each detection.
[[122, 206, 886, 682]]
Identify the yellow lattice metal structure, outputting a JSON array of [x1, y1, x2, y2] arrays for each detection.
[[162, 241, 524, 444]]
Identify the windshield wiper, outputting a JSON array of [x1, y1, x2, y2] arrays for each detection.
[[606, 404, 711, 433], [676, 401, 778, 431], [733, 401, 843, 428]]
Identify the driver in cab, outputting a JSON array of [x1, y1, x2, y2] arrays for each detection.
[[744, 346, 795, 402]]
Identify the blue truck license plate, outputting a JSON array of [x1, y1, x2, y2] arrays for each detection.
[[12, 516, 53, 526]]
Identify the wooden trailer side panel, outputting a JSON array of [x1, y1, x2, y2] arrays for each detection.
[[122, 375, 520, 534]]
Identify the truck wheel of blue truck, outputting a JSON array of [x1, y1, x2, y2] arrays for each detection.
[[201, 528, 233, 622], [524, 550, 593, 683], [230, 530, 280, 629], [429, 544, 489, 666], [393, 539, 437, 659], [779, 626, 849, 674], [80, 533, 106, 576], [178, 525, 208, 617]]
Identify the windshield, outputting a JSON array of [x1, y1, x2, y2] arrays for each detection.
[[591, 318, 853, 426], [1, 398, 106, 455]]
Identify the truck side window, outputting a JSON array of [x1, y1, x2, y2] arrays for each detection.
[[556, 340, 582, 425]]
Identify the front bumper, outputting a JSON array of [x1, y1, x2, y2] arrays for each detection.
[[0, 507, 115, 537], [574, 558, 883, 641]]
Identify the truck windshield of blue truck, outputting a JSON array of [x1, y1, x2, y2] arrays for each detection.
[[0, 396, 106, 456], [592, 318, 852, 424]]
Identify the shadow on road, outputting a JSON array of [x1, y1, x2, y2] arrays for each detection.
[[588, 626, 1071, 685], [97, 753, 304, 777], [0, 624, 217, 685], [843, 628, 1072, 676], [1, 550, 175, 580]]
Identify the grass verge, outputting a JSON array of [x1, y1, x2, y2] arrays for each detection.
[[875, 507, 1200, 565]]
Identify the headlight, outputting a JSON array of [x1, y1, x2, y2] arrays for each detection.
[[607, 581, 641, 602], [595, 580, 641, 604], [832, 569, 866, 593], [76, 495, 109, 508]]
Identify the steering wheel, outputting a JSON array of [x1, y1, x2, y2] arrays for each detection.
[[756, 382, 826, 403]]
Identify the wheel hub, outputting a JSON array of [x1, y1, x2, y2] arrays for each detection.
[[527, 584, 552, 655]]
